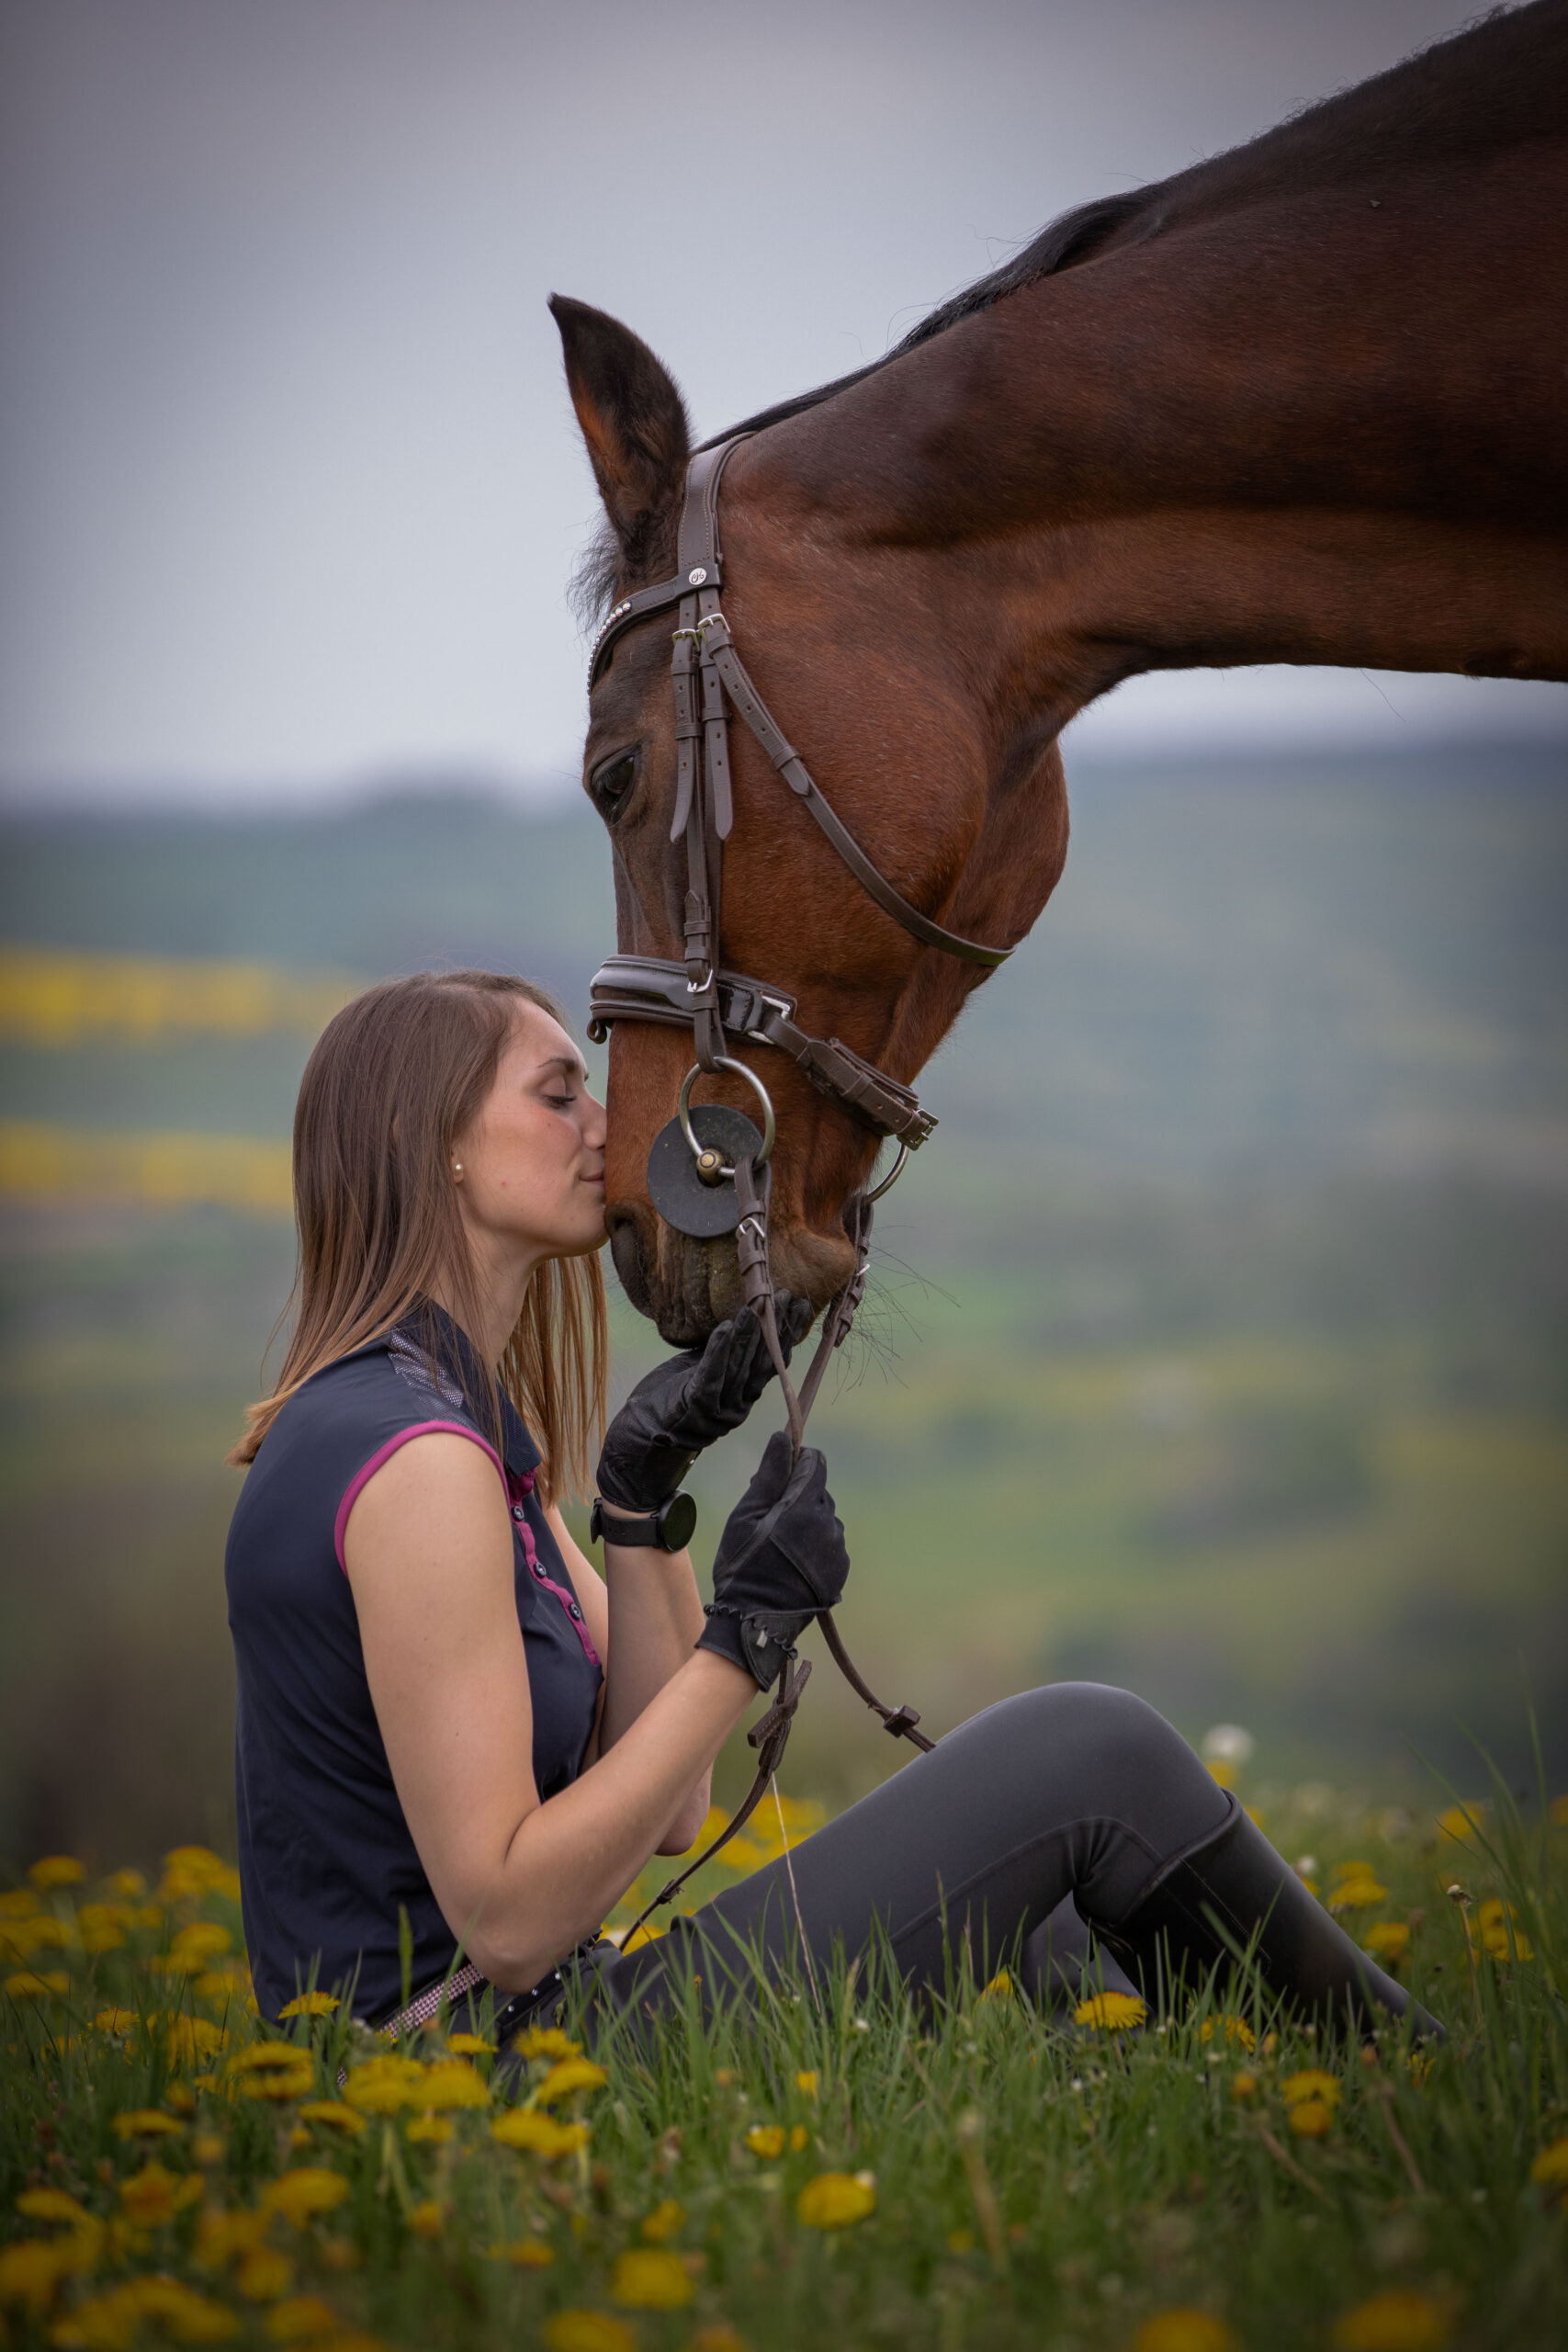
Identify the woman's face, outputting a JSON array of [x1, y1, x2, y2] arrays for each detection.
[[453, 1002, 607, 1267]]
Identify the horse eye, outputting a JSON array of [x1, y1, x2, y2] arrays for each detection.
[[590, 751, 638, 823]]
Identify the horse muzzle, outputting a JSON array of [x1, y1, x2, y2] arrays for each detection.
[[605, 1199, 857, 1348]]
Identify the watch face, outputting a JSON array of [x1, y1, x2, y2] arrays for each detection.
[[661, 1491, 699, 1552]]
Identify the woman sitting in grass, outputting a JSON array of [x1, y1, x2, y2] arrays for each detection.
[[226, 970, 1438, 2046]]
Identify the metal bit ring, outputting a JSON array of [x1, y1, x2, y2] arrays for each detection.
[[862, 1141, 909, 1204], [677, 1058, 777, 1173]]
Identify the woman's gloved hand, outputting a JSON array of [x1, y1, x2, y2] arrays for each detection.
[[595, 1295, 813, 1511], [696, 1431, 851, 1689]]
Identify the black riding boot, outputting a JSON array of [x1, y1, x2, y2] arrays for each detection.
[[1091, 1794, 1444, 2041]]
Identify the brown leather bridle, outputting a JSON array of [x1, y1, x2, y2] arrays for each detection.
[[584, 437, 1016, 1943]]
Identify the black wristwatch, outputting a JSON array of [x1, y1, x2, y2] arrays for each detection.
[[590, 1492, 698, 1553]]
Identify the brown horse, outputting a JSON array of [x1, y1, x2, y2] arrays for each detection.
[[554, 0, 1567, 1348]]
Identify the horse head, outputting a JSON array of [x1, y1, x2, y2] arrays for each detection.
[[551, 297, 1070, 1346]]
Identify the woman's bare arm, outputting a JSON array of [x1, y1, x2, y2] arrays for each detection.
[[344, 1432, 753, 1992], [545, 1504, 713, 1853]]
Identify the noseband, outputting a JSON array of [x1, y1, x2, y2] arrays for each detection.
[[585, 439, 1016, 1938]]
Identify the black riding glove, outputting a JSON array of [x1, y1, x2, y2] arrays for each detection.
[[595, 1295, 813, 1512], [696, 1432, 851, 1690]]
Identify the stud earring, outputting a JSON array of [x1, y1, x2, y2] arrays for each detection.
[[452, 1160, 463, 1176]]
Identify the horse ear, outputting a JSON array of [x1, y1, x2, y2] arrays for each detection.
[[549, 296, 691, 567]]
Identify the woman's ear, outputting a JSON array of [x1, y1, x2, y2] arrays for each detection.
[[549, 294, 692, 574]]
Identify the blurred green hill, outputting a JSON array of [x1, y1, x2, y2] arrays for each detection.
[[2, 741, 1565, 1866]]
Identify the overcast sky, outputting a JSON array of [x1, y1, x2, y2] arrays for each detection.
[[2, 0, 1562, 808]]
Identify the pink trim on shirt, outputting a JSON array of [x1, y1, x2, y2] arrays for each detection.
[[334, 1420, 506, 1571]]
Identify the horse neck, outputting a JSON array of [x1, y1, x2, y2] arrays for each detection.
[[756, 100, 1566, 727]]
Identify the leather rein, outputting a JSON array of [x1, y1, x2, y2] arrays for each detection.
[[585, 435, 1014, 1948]]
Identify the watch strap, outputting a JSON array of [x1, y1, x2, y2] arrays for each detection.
[[591, 1492, 696, 1553]]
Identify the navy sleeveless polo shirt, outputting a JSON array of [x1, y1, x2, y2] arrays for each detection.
[[225, 1310, 603, 2022]]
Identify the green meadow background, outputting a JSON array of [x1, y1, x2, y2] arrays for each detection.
[[2, 741, 1565, 1872]]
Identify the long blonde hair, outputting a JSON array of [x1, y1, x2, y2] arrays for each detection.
[[230, 970, 607, 1501]]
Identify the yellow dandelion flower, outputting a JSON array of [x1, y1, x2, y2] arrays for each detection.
[[1435, 1806, 1483, 1845], [1231, 2072, 1258, 2102], [1364, 1923, 1411, 1962], [795, 2069, 819, 2098], [76, 1903, 134, 1954], [640, 2198, 685, 2242], [535, 2056, 608, 2103], [5, 1969, 69, 1999], [236, 2245, 296, 2302], [790, 2124, 809, 2151], [342, 2054, 427, 2113], [158, 1847, 235, 1899], [1329, 1879, 1388, 1913], [195, 2209, 267, 2267], [445, 2031, 491, 2056], [0, 2238, 73, 2312], [491, 2238, 555, 2266], [1289, 2098, 1336, 2139], [1134, 2313, 1239, 2352], [1198, 2015, 1256, 2052], [1332, 2289, 1453, 2351], [263, 2168, 350, 2227], [947, 2227, 976, 2255], [491, 2110, 589, 2156], [1551, 1793, 1568, 1828], [405, 2114, 454, 2143], [512, 2025, 581, 2061], [194, 1961, 252, 2004], [745, 2126, 785, 2160], [192, 2135, 227, 2165], [1529, 2134, 1568, 2186], [689, 2329, 748, 2352], [408, 2198, 445, 2240], [1280, 2069, 1341, 2108], [5, 1913, 70, 1959], [111, 2109, 184, 2141], [276, 1992, 338, 2018], [62, 2277, 242, 2346], [297, 2101, 367, 2136], [16, 2189, 88, 2226], [107, 1870, 147, 1898], [796, 2170, 876, 2229], [1475, 1899, 1533, 1962], [1073, 1991, 1146, 2031], [166, 2018, 226, 2065], [263, 2295, 341, 2342], [979, 1970, 1012, 2001], [0, 1888, 41, 1920], [542, 2312, 636, 2352], [168, 1923, 231, 1969], [238, 2058, 314, 2102], [118, 2162, 204, 2227], [610, 2246, 694, 2308], [28, 1856, 86, 1892], [415, 2059, 490, 2109]]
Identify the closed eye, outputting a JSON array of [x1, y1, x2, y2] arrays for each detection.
[[589, 749, 638, 824]]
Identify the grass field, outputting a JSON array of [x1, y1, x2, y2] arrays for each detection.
[[3, 1767, 1566, 2351]]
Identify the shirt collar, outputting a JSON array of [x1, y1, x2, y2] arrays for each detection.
[[392, 1301, 541, 1481]]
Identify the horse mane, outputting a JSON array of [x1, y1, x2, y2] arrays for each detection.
[[704, 0, 1561, 447], [569, 0, 1562, 617]]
